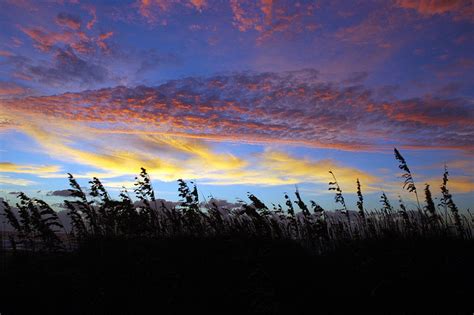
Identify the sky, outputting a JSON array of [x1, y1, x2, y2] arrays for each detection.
[[0, 0, 473, 211]]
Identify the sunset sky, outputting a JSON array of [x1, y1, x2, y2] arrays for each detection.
[[0, 0, 473, 210]]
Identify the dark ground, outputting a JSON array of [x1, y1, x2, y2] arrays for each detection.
[[1, 237, 473, 314]]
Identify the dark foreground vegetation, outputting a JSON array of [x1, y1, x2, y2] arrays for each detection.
[[1, 237, 473, 314], [1, 149, 473, 314]]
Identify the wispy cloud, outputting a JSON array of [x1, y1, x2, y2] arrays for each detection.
[[0, 162, 61, 175], [0, 175, 36, 186], [0, 111, 381, 188], [423, 175, 474, 194]]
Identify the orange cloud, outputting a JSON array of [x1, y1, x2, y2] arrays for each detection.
[[261, 0, 273, 23], [0, 82, 30, 97], [189, 0, 206, 10], [382, 98, 473, 126], [20, 13, 113, 56], [21, 26, 76, 52], [137, 0, 206, 24], [1, 70, 472, 152], [0, 50, 13, 57], [4, 94, 471, 192], [229, 0, 317, 43], [396, 0, 474, 22], [230, 0, 260, 32], [85, 6, 97, 30], [97, 31, 114, 51]]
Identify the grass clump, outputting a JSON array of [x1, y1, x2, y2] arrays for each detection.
[[1, 148, 471, 253]]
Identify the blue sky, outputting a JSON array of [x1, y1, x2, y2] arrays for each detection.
[[0, 0, 473, 210]]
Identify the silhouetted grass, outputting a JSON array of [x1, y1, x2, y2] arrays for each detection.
[[0, 148, 473, 313], [2, 148, 471, 252]]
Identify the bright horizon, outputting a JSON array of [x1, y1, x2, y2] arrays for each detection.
[[0, 0, 473, 211]]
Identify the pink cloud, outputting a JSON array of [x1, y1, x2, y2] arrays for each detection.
[[20, 26, 76, 52], [396, 0, 474, 22], [97, 31, 114, 52], [229, 0, 318, 43], [56, 12, 82, 30], [189, 0, 206, 10], [137, 0, 206, 24], [2, 70, 472, 152], [20, 16, 114, 55], [0, 82, 30, 97], [0, 50, 14, 57], [85, 5, 97, 30]]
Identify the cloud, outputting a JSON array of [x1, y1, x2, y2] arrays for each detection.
[[20, 26, 76, 52], [229, 0, 260, 32], [3, 70, 473, 154], [135, 49, 181, 74], [0, 50, 14, 57], [3, 121, 188, 181], [137, 0, 206, 24], [56, 12, 82, 30], [0, 69, 472, 189], [189, 0, 206, 10], [0, 117, 18, 132], [0, 104, 381, 188], [6, 47, 109, 86], [342, 72, 369, 85], [202, 150, 380, 192], [383, 97, 473, 126], [0, 162, 62, 176], [229, 0, 318, 43], [134, 0, 317, 42], [206, 198, 241, 210], [0, 110, 470, 193], [334, 5, 408, 49], [95, 32, 114, 52], [3, 8, 115, 88], [0, 175, 36, 186], [0, 82, 31, 97], [85, 6, 97, 30], [6, 14, 122, 89], [20, 22, 114, 55], [47, 189, 73, 197], [428, 57, 474, 79], [137, 0, 169, 24], [100, 180, 139, 189], [396, 0, 474, 22], [2, 69, 472, 152], [424, 175, 474, 194]]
